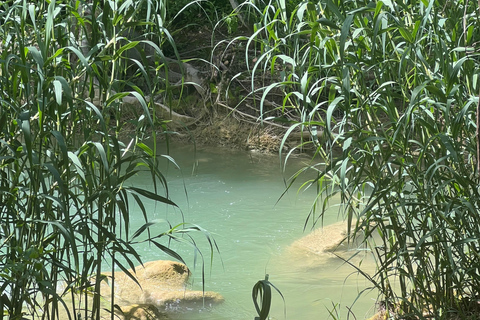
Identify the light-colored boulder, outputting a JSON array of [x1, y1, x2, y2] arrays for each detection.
[[289, 220, 357, 255], [101, 260, 223, 316], [283, 220, 368, 270]]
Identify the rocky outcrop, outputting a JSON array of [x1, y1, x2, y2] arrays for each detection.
[[100, 260, 224, 319]]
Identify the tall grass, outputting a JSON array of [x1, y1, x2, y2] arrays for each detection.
[[0, 1, 216, 319], [237, 0, 480, 318]]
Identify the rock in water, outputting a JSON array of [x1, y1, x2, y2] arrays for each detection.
[[100, 260, 224, 317], [290, 220, 355, 255], [283, 220, 366, 270]]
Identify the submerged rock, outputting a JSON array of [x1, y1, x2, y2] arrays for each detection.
[[289, 220, 357, 255], [283, 220, 368, 271], [100, 260, 224, 319]]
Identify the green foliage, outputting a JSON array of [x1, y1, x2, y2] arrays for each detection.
[[0, 0, 216, 319], [252, 274, 285, 320], [239, 0, 480, 318]]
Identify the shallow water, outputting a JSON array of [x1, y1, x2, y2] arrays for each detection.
[[126, 145, 378, 320]]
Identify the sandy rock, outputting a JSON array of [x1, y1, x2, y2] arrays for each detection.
[[289, 220, 357, 255], [102, 260, 224, 313], [283, 220, 371, 270]]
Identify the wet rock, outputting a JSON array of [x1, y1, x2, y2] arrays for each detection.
[[289, 220, 356, 255], [283, 220, 369, 270], [101, 260, 224, 315]]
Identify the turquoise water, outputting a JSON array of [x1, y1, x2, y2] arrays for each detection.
[[127, 145, 378, 320]]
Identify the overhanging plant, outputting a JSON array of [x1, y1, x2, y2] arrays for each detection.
[[237, 0, 480, 318], [0, 1, 217, 319]]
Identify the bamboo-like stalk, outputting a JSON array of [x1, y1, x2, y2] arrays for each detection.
[[0, 1, 217, 319], [237, 0, 480, 318]]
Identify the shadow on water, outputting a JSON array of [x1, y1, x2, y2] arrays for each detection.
[[127, 145, 378, 320]]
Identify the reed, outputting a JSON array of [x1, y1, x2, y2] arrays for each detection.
[[236, 0, 480, 318], [0, 1, 217, 319]]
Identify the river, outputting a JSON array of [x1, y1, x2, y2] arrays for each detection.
[[127, 144, 378, 320]]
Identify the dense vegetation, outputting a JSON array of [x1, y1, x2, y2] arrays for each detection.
[[0, 0, 217, 319], [2, 0, 480, 319], [242, 0, 480, 319]]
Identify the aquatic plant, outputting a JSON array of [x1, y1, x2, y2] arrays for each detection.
[[236, 0, 480, 318], [252, 274, 285, 320], [0, 0, 217, 319]]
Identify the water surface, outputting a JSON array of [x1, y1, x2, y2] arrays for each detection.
[[128, 145, 378, 319]]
